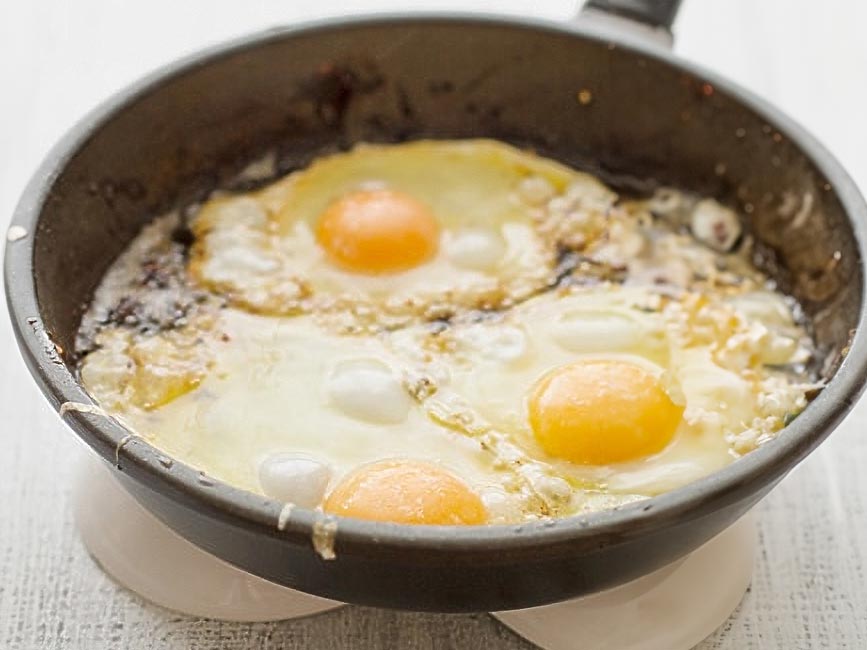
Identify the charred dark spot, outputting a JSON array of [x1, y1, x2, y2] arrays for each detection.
[[92, 178, 146, 208], [804, 385, 824, 401], [298, 61, 385, 130], [108, 296, 144, 327], [465, 309, 504, 324], [141, 259, 173, 289], [425, 306, 455, 323], [98, 180, 117, 207], [170, 224, 195, 249], [117, 178, 146, 201], [712, 220, 730, 245], [364, 114, 389, 132], [392, 127, 416, 143], [556, 254, 629, 288], [428, 80, 455, 94], [395, 84, 414, 120], [550, 249, 580, 287]]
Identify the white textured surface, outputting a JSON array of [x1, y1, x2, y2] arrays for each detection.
[[2, 1, 867, 648]]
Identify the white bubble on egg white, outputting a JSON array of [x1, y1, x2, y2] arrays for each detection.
[[445, 227, 507, 271], [325, 358, 412, 424], [552, 311, 642, 354], [258, 454, 333, 508]]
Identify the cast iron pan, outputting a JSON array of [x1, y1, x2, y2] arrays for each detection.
[[6, 0, 867, 612]]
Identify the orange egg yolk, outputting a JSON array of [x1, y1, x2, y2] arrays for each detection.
[[323, 459, 487, 525], [528, 360, 683, 465], [315, 189, 439, 274]]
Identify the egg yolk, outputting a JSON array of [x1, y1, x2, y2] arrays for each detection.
[[528, 360, 683, 465], [323, 459, 487, 525], [315, 189, 439, 274]]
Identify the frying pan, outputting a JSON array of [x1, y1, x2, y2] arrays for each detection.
[[6, 0, 867, 612]]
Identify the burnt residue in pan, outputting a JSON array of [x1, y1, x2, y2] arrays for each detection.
[[74, 212, 215, 357], [295, 61, 385, 132]]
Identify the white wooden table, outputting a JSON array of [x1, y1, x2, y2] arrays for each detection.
[[2, 1, 867, 647]]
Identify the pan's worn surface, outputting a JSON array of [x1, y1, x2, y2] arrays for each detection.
[[6, 9, 867, 612]]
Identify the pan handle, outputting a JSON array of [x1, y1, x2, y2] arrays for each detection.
[[578, 0, 684, 48]]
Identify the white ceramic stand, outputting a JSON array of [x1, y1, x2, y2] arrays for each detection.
[[492, 512, 755, 650], [74, 455, 754, 647], [73, 455, 342, 621]]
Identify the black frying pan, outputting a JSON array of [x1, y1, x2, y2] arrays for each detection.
[[6, 0, 867, 612]]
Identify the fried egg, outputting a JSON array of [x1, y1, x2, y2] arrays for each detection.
[[189, 139, 615, 323], [388, 284, 813, 511]]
